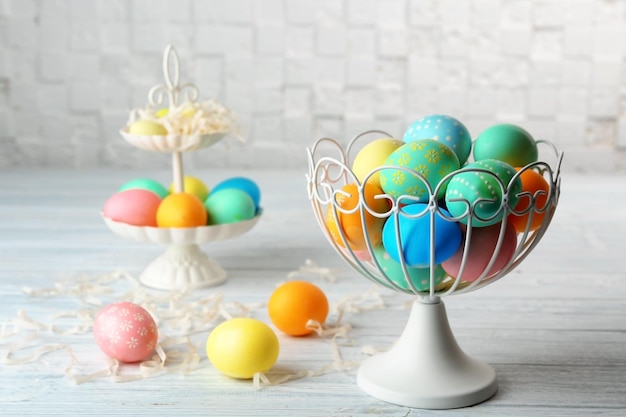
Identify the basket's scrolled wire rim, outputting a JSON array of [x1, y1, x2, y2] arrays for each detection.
[[306, 132, 563, 302]]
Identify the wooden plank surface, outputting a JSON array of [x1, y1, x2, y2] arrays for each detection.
[[0, 168, 625, 416]]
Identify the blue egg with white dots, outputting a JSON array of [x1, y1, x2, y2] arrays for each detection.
[[211, 177, 261, 211], [403, 115, 472, 165]]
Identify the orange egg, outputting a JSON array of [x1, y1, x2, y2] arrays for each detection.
[[508, 168, 550, 233], [156, 192, 208, 228], [268, 281, 329, 336], [325, 182, 390, 250]]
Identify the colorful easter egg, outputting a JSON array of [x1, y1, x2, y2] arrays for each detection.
[[268, 281, 329, 336], [373, 245, 446, 291], [382, 203, 462, 267], [206, 318, 279, 379], [93, 301, 158, 363], [444, 159, 522, 227], [204, 189, 256, 225], [156, 192, 208, 228], [211, 177, 261, 210], [508, 167, 551, 233], [351, 138, 404, 188], [442, 222, 518, 282], [326, 182, 391, 250], [169, 176, 209, 201], [473, 124, 538, 167], [119, 178, 169, 199], [379, 139, 460, 202], [403, 115, 472, 165], [128, 119, 168, 136], [103, 189, 162, 227]]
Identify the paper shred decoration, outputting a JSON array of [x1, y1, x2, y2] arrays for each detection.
[[1, 259, 392, 388], [286, 258, 340, 283]]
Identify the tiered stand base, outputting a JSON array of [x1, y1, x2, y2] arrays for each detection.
[[103, 215, 261, 291], [139, 244, 227, 290]]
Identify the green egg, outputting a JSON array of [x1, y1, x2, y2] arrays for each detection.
[[445, 159, 522, 227], [472, 124, 538, 167], [118, 178, 169, 199], [373, 245, 446, 292], [204, 189, 256, 225], [379, 139, 460, 202]]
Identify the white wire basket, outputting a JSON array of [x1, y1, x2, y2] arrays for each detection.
[[306, 130, 562, 409]]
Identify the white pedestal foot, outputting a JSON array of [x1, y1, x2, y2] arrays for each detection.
[[357, 299, 497, 409], [139, 244, 227, 291]]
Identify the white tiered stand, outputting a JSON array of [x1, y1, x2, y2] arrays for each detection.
[[104, 45, 261, 291]]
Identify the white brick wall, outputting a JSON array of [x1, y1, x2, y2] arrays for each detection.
[[0, 0, 625, 172]]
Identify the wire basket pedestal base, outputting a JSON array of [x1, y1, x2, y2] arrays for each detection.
[[357, 299, 498, 409]]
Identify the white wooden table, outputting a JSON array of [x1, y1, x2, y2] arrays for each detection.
[[0, 168, 625, 416]]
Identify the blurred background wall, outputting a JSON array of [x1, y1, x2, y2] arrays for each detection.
[[0, 0, 625, 172]]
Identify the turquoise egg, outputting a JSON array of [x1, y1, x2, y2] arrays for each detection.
[[204, 189, 256, 225], [379, 139, 460, 202], [373, 245, 446, 292], [211, 177, 261, 210], [118, 178, 169, 199], [444, 159, 522, 227], [381, 203, 462, 267], [473, 124, 538, 167], [403, 114, 472, 165]]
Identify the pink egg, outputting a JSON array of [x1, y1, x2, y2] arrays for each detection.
[[103, 189, 161, 227], [442, 222, 518, 282], [354, 249, 372, 262], [93, 301, 158, 363], [342, 248, 372, 262]]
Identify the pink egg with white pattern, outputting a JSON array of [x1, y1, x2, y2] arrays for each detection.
[[93, 301, 158, 363]]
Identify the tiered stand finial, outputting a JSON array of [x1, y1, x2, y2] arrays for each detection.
[[147, 44, 200, 194]]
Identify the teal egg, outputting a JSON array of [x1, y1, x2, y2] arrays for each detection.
[[212, 177, 261, 210], [118, 178, 169, 199], [444, 159, 522, 227], [204, 189, 256, 225], [403, 114, 472, 165], [373, 245, 446, 292], [473, 124, 538, 167], [379, 139, 460, 202]]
